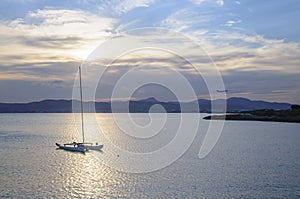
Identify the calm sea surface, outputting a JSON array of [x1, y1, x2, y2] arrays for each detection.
[[0, 113, 299, 198]]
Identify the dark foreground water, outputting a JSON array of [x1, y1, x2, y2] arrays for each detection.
[[0, 113, 299, 198]]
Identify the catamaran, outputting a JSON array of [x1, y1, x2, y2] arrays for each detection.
[[56, 66, 103, 153], [56, 142, 88, 153]]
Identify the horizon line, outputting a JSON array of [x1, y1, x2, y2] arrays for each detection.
[[0, 97, 296, 105]]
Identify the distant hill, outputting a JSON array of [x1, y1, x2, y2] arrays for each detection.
[[0, 100, 73, 113], [0, 97, 292, 113], [226, 97, 291, 111]]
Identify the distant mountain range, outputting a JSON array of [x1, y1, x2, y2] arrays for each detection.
[[0, 97, 292, 113]]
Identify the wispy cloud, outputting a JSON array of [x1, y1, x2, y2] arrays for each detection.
[[235, 1, 241, 5], [97, 0, 156, 16], [6, 9, 115, 39], [114, 0, 156, 15], [160, 8, 212, 32], [188, 0, 224, 6], [197, 31, 300, 75], [216, 0, 224, 6], [188, 0, 206, 5], [223, 20, 242, 27]]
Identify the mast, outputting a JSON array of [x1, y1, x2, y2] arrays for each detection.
[[79, 66, 85, 143]]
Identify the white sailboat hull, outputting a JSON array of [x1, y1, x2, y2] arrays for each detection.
[[56, 143, 88, 153], [84, 144, 103, 151]]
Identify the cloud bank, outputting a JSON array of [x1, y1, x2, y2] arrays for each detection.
[[0, 0, 299, 103]]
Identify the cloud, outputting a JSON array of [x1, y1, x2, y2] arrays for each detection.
[[157, 6, 300, 103], [223, 20, 242, 27], [188, 0, 206, 5], [0, 8, 117, 102], [2, 0, 33, 3], [1, 8, 115, 59], [6, 9, 115, 39], [189, 0, 224, 6], [204, 31, 300, 74], [97, 0, 156, 16], [160, 8, 212, 32], [0, 8, 116, 82], [216, 0, 224, 6], [0, 60, 79, 81], [158, 4, 300, 78], [114, 0, 156, 14], [0, 79, 73, 102], [0, 1, 299, 103], [41, 80, 67, 88], [222, 69, 300, 103], [18, 36, 85, 49]]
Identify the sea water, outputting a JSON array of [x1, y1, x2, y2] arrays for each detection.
[[0, 113, 299, 198]]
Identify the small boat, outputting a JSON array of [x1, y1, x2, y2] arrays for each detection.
[[56, 66, 103, 153], [56, 142, 88, 153]]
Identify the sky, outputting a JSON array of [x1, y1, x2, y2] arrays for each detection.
[[0, 0, 299, 103]]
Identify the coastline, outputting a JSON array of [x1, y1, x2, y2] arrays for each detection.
[[203, 109, 300, 123]]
